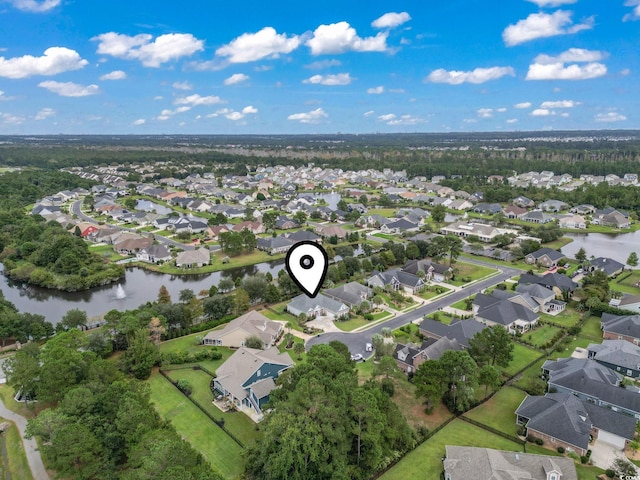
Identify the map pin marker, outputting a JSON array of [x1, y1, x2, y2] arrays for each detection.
[[285, 241, 329, 298]]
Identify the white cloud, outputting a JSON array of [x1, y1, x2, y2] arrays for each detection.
[[496, 107, 507, 113], [216, 27, 300, 63], [506, 118, 519, 124], [477, 108, 494, 118], [426, 66, 515, 84], [153, 95, 164, 100], [363, 110, 375, 117], [242, 105, 258, 114], [0, 112, 25, 125], [99, 70, 126, 81], [172, 81, 192, 90], [503, 11, 594, 47], [532, 108, 553, 116], [34, 107, 55, 120], [0, 47, 87, 79], [367, 86, 384, 94], [157, 106, 191, 120], [132, 118, 145, 125], [174, 94, 224, 106], [371, 12, 411, 29], [534, 48, 606, 64], [38, 81, 100, 97], [595, 111, 627, 122], [304, 59, 342, 69], [93, 32, 204, 67], [7, 0, 60, 12], [225, 111, 244, 121], [540, 99, 579, 108], [306, 22, 388, 55], [526, 0, 576, 6], [224, 73, 249, 85], [624, 0, 640, 21], [378, 113, 396, 121], [287, 107, 328, 124], [303, 73, 353, 86], [387, 114, 424, 126], [526, 61, 606, 80]]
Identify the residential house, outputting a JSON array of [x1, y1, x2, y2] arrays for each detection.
[[380, 218, 420, 234], [203, 311, 283, 348], [592, 208, 630, 228], [175, 247, 210, 268], [473, 203, 503, 214], [558, 214, 587, 229], [286, 230, 322, 244], [393, 337, 462, 374], [589, 257, 624, 277], [419, 317, 486, 349], [449, 199, 473, 211], [473, 290, 539, 334], [503, 205, 528, 219], [256, 236, 294, 255], [570, 204, 596, 215], [524, 248, 566, 268], [516, 283, 565, 313], [324, 282, 372, 308], [286, 293, 350, 320], [442, 446, 578, 480], [212, 347, 293, 420], [518, 273, 578, 297], [113, 234, 153, 255], [601, 313, 640, 343], [515, 392, 634, 455], [441, 222, 517, 243], [231, 221, 265, 235], [587, 339, 640, 378], [207, 225, 231, 240], [617, 295, 640, 313], [521, 210, 555, 224], [542, 357, 640, 418], [401, 259, 452, 282], [136, 244, 171, 264], [513, 196, 535, 208], [316, 225, 349, 239], [538, 200, 568, 212], [367, 269, 425, 294], [275, 215, 299, 230]]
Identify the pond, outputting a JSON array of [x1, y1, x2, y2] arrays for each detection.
[[562, 231, 640, 265]]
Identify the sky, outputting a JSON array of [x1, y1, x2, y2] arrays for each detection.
[[0, 0, 638, 134]]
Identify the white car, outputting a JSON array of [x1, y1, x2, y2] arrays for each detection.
[[350, 354, 364, 362]]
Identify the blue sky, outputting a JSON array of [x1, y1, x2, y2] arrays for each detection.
[[0, 0, 638, 134]]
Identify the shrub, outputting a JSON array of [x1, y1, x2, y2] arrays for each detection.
[[557, 446, 565, 454], [380, 377, 395, 397], [580, 455, 588, 464], [535, 438, 544, 445], [176, 379, 192, 396], [364, 313, 374, 321], [605, 469, 615, 478], [526, 435, 537, 443]]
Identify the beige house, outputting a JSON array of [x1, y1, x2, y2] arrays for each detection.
[[203, 311, 283, 348], [175, 247, 210, 268]]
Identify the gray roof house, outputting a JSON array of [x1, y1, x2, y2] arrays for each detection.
[[587, 339, 640, 378], [367, 269, 425, 294], [542, 357, 640, 418], [286, 293, 350, 320], [589, 257, 625, 277], [212, 347, 293, 421], [602, 313, 640, 343], [203, 310, 283, 348], [516, 392, 635, 455], [175, 247, 210, 268], [402, 259, 452, 282], [256, 236, 294, 255], [136, 244, 171, 264], [524, 248, 566, 267], [419, 318, 487, 349], [443, 446, 577, 480], [324, 282, 372, 307], [473, 291, 539, 334], [393, 337, 462, 374]]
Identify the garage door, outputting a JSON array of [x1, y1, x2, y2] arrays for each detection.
[[598, 430, 626, 449]]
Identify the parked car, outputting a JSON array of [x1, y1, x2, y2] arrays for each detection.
[[351, 354, 364, 362], [365, 343, 373, 352]]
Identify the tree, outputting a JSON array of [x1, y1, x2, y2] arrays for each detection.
[[179, 289, 195, 303], [374, 356, 399, 379], [245, 335, 264, 349], [575, 247, 587, 263], [468, 326, 514, 368], [283, 332, 294, 349], [121, 329, 159, 380], [233, 288, 250, 315], [147, 317, 165, 345], [262, 211, 277, 232], [157, 285, 171, 304], [218, 277, 235, 293], [203, 294, 232, 320], [443, 234, 463, 266], [294, 211, 307, 225], [4, 341, 40, 400], [627, 251, 638, 267], [610, 458, 636, 479], [413, 360, 446, 411], [478, 364, 501, 396], [293, 342, 305, 360], [60, 308, 88, 331], [242, 273, 269, 303], [431, 204, 446, 224]]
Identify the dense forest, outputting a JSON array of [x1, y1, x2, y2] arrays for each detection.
[[0, 170, 124, 290]]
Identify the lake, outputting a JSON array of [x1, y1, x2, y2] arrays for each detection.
[[562, 231, 640, 265]]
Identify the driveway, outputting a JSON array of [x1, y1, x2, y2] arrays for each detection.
[[306, 315, 342, 333], [590, 440, 638, 473], [0, 397, 49, 479]]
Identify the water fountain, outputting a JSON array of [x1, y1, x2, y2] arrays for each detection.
[[115, 284, 126, 299]]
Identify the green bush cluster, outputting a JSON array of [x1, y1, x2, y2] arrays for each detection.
[[162, 348, 223, 365]]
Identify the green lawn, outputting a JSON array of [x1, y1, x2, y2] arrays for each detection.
[[158, 335, 235, 373], [465, 387, 527, 436], [501, 343, 545, 378], [611, 271, 640, 294], [543, 237, 574, 251], [579, 315, 603, 341], [164, 368, 260, 446], [147, 373, 244, 479], [379, 419, 527, 479], [373, 233, 396, 241], [393, 323, 423, 344], [521, 325, 563, 348], [1, 418, 33, 480], [539, 308, 582, 328], [447, 261, 497, 286], [277, 338, 306, 365]]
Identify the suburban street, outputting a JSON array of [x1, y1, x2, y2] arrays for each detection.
[[71, 200, 196, 251], [307, 260, 523, 357]]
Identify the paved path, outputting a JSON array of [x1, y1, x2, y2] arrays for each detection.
[[0, 398, 49, 480], [306, 259, 522, 357]]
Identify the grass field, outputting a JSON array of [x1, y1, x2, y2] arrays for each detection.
[[611, 271, 640, 294], [1, 418, 34, 480], [164, 368, 260, 446], [465, 387, 527, 436], [501, 343, 545, 378], [447, 261, 497, 286], [147, 372, 245, 479], [579, 315, 603, 340], [521, 325, 563, 348], [540, 308, 582, 328], [158, 335, 235, 373]]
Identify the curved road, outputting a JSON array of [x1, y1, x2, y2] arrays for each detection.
[[0, 398, 49, 480], [307, 259, 522, 357], [71, 200, 195, 251]]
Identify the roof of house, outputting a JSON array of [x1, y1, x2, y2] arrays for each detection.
[[474, 292, 539, 326], [175, 247, 210, 265], [287, 293, 349, 314], [324, 282, 372, 306], [518, 273, 577, 292], [257, 236, 293, 249], [588, 339, 640, 371], [443, 446, 577, 480], [590, 257, 625, 276], [287, 230, 321, 242], [204, 310, 282, 346], [139, 244, 171, 258], [516, 392, 635, 451], [422, 336, 462, 360], [618, 294, 640, 307], [402, 259, 451, 276], [526, 248, 565, 261], [215, 347, 293, 401], [419, 318, 486, 348]]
